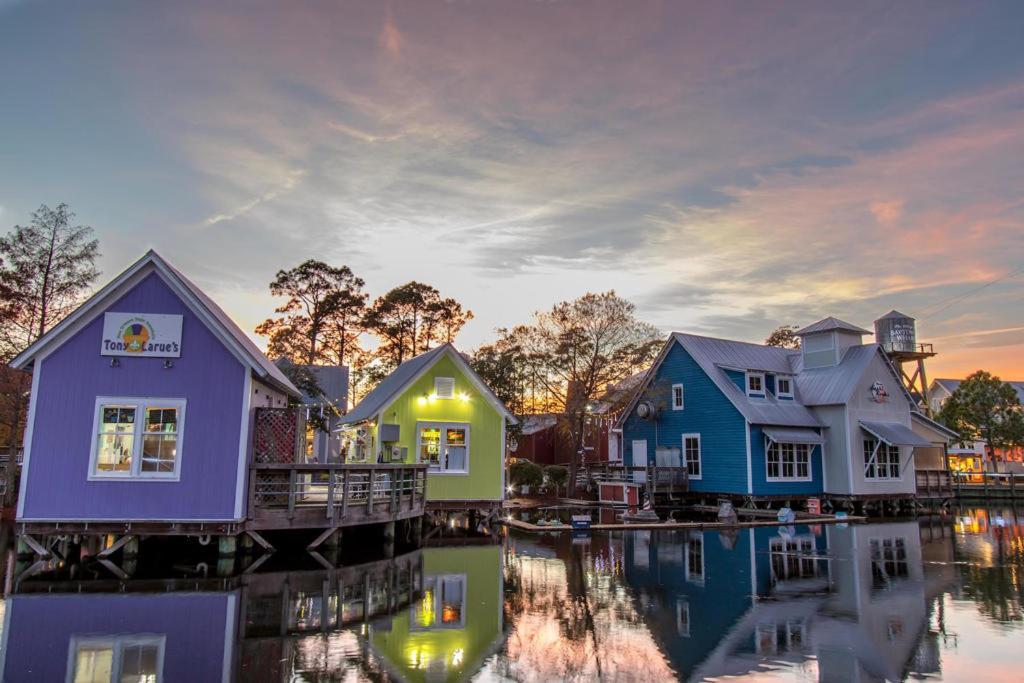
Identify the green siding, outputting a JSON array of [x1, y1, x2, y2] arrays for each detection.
[[381, 353, 505, 502]]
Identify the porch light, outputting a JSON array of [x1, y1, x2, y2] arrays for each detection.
[[457, 391, 469, 402], [429, 393, 438, 402], [417, 394, 428, 406]]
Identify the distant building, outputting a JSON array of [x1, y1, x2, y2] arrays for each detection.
[[275, 359, 349, 463], [617, 317, 951, 502], [929, 377, 1024, 474]]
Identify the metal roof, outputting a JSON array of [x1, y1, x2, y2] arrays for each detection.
[[672, 333, 822, 427], [275, 360, 349, 406], [860, 420, 932, 447], [791, 344, 878, 405], [932, 377, 1024, 404], [9, 250, 301, 398], [795, 317, 871, 336], [340, 343, 517, 426], [762, 427, 826, 445], [875, 309, 914, 322], [910, 411, 960, 441]]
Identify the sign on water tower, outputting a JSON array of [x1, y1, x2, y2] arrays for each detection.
[[875, 310, 917, 354]]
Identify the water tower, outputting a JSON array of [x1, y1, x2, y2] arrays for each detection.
[[874, 310, 936, 414]]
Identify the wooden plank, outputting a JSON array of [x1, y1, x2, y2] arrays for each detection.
[[97, 534, 136, 558], [306, 526, 338, 551], [247, 530, 276, 551], [19, 535, 50, 558]]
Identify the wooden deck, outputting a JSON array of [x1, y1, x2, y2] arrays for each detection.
[[581, 461, 689, 494], [953, 471, 1024, 499], [247, 463, 429, 531]]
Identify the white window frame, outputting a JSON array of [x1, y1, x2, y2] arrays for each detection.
[[416, 420, 470, 475], [684, 532, 705, 585], [863, 438, 901, 480], [88, 397, 186, 481], [776, 377, 794, 399], [66, 634, 166, 683], [682, 433, 702, 480], [410, 573, 468, 631], [766, 442, 812, 482], [671, 383, 685, 411], [433, 376, 455, 399], [676, 599, 690, 637], [746, 371, 765, 397]]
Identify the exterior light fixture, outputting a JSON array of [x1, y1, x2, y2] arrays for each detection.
[[109, 357, 120, 367]]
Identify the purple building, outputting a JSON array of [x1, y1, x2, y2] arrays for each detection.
[[9, 250, 301, 531]]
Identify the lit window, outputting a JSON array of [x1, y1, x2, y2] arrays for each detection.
[[776, 377, 794, 398], [411, 574, 466, 630], [434, 376, 455, 399], [418, 422, 470, 473], [682, 434, 701, 479], [863, 438, 901, 479], [671, 383, 684, 410], [766, 442, 811, 480], [70, 635, 164, 683], [746, 372, 765, 396], [91, 398, 185, 479]]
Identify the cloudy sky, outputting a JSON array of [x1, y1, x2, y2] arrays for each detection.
[[1, 1, 1022, 378]]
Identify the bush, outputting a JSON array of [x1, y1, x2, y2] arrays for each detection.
[[544, 465, 568, 494], [509, 460, 543, 488]]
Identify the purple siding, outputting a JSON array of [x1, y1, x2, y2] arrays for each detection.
[[21, 272, 247, 520], [1, 593, 234, 681]]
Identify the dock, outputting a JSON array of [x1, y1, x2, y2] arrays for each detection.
[[953, 472, 1024, 500]]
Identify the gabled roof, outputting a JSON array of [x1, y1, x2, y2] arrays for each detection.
[[10, 250, 301, 398], [932, 377, 1024, 403], [795, 316, 871, 336], [340, 343, 517, 426], [794, 343, 916, 408], [910, 411, 960, 441], [275, 359, 349, 406], [615, 334, 823, 429]]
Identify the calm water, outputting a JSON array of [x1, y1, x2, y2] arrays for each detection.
[[1, 509, 1022, 682]]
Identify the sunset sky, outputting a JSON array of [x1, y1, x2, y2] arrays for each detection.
[[1, 1, 1022, 379]]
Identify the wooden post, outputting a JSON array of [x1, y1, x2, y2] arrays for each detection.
[[367, 468, 375, 514], [326, 469, 336, 521], [288, 468, 298, 519], [341, 469, 350, 518]]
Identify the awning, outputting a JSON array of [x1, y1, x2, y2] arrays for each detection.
[[762, 427, 825, 446], [860, 420, 932, 448]]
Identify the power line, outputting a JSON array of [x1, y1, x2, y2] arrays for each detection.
[[919, 264, 1024, 321]]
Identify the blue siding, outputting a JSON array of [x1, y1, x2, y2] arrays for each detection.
[[765, 373, 776, 395], [749, 425, 824, 496], [724, 368, 746, 392], [623, 342, 749, 494]]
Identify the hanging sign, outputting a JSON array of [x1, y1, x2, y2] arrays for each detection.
[[101, 312, 182, 357]]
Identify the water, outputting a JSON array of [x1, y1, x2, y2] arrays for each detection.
[[1, 509, 1022, 682]]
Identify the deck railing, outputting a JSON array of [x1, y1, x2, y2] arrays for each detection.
[[915, 469, 953, 499], [248, 463, 429, 530], [580, 461, 689, 492], [952, 471, 1024, 498]]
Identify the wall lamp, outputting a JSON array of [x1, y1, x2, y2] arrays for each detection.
[[163, 359, 175, 369], [109, 357, 120, 367]]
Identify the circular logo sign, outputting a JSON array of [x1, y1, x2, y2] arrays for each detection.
[[870, 381, 890, 403], [118, 318, 155, 353]]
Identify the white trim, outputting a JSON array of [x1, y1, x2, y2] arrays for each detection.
[[821, 429, 829, 492], [221, 593, 237, 683], [682, 433, 702, 480], [613, 336, 677, 430], [0, 582, 13, 682], [416, 420, 470, 474], [684, 533, 705, 586], [764, 440, 813, 482], [745, 421, 753, 494], [775, 376, 794, 399], [87, 397, 186, 481], [671, 383, 685, 411], [844, 405, 855, 494], [233, 372, 253, 519], [433, 376, 455, 399], [745, 371, 766, 397], [15, 360, 43, 519], [500, 419, 507, 500]]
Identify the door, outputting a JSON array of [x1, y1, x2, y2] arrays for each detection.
[[632, 440, 648, 484]]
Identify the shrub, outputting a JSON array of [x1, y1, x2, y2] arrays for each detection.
[[544, 465, 568, 495], [509, 460, 543, 488]]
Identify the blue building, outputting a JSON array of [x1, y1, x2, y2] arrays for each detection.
[[616, 317, 948, 502]]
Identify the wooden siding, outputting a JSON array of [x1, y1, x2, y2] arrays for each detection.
[[20, 272, 247, 521], [748, 426, 824, 496], [622, 342, 749, 494]]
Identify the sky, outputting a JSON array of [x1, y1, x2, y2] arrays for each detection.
[[1, 0, 1022, 380]]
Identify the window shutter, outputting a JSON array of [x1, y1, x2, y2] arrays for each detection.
[[434, 376, 455, 399]]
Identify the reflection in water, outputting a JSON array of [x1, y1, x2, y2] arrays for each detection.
[[1, 511, 1023, 681]]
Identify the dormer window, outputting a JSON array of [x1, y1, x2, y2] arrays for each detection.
[[434, 377, 455, 399], [746, 372, 765, 397], [777, 377, 794, 399]]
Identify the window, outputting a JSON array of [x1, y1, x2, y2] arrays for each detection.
[[417, 421, 470, 473], [685, 533, 704, 584], [770, 536, 818, 580], [676, 599, 690, 637], [90, 398, 185, 479], [411, 574, 467, 630], [776, 377, 793, 399], [682, 434, 701, 479], [68, 635, 164, 683], [746, 372, 765, 396], [870, 537, 909, 588], [671, 383, 684, 410], [863, 438, 901, 480], [434, 376, 455, 399], [766, 442, 811, 481]]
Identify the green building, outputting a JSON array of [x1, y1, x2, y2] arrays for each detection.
[[368, 545, 504, 682], [337, 344, 516, 507]]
